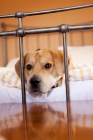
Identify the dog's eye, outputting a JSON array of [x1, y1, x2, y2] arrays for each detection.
[[26, 64, 32, 70], [45, 63, 51, 69]]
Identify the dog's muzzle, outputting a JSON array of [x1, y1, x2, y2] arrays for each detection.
[[29, 75, 41, 91]]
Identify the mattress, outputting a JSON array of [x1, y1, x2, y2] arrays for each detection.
[[0, 80, 93, 103], [0, 62, 93, 103]]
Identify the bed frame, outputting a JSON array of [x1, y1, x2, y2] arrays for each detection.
[[1, 20, 93, 67], [0, 3, 93, 103], [0, 3, 93, 137]]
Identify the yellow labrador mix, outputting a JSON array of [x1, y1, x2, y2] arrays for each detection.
[[15, 49, 73, 96]]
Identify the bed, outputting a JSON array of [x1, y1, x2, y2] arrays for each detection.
[[1, 22, 93, 67], [0, 3, 93, 104], [0, 3, 93, 140]]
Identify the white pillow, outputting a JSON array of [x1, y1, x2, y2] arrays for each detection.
[[58, 46, 93, 67], [6, 57, 19, 68]]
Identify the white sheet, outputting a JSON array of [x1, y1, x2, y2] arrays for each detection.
[[0, 80, 93, 103]]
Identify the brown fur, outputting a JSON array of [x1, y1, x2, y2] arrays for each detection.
[[15, 49, 73, 95]]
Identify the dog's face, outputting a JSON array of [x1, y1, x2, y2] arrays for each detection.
[[15, 49, 73, 96]]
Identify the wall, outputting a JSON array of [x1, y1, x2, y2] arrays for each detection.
[[0, 0, 93, 26]]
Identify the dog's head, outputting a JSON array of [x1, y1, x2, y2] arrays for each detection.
[[15, 49, 73, 96]]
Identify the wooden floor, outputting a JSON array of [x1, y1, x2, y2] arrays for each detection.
[[0, 101, 93, 140]]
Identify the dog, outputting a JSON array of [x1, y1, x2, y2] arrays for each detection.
[[15, 49, 73, 96]]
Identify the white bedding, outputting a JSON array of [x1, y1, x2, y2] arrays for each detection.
[[58, 46, 93, 66], [1, 45, 93, 103], [0, 80, 93, 103]]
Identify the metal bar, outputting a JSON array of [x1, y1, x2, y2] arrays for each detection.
[[62, 32, 72, 140], [66, 102, 72, 140], [0, 24, 93, 37], [69, 24, 93, 31], [0, 14, 15, 19], [19, 18, 22, 28], [62, 32, 70, 101], [25, 37, 28, 52], [18, 18, 26, 104], [14, 37, 18, 57], [0, 3, 93, 19], [1, 23, 7, 66], [0, 30, 16, 37], [22, 104, 28, 140], [24, 3, 93, 17], [25, 26, 60, 34], [58, 34, 61, 46], [0, 26, 60, 37], [21, 24, 93, 34], [69, 32, 73, 46]]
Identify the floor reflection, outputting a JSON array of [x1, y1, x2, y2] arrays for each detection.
[[0, 101, 93, 140], [27, 103, 69, 140]]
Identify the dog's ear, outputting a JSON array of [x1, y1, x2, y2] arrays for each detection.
[[68, 55, 74, 70], [48, 49, 64, 76], [48, 49, 73, 76], [15, 53, 28, 78], [15, 59, 21, 78]]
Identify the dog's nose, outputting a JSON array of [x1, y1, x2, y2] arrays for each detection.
[[30, 76, 41, 86]]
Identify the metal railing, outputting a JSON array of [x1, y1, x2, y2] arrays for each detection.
[[0, 3, 93, 104], [0, 4, 93, 139]]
